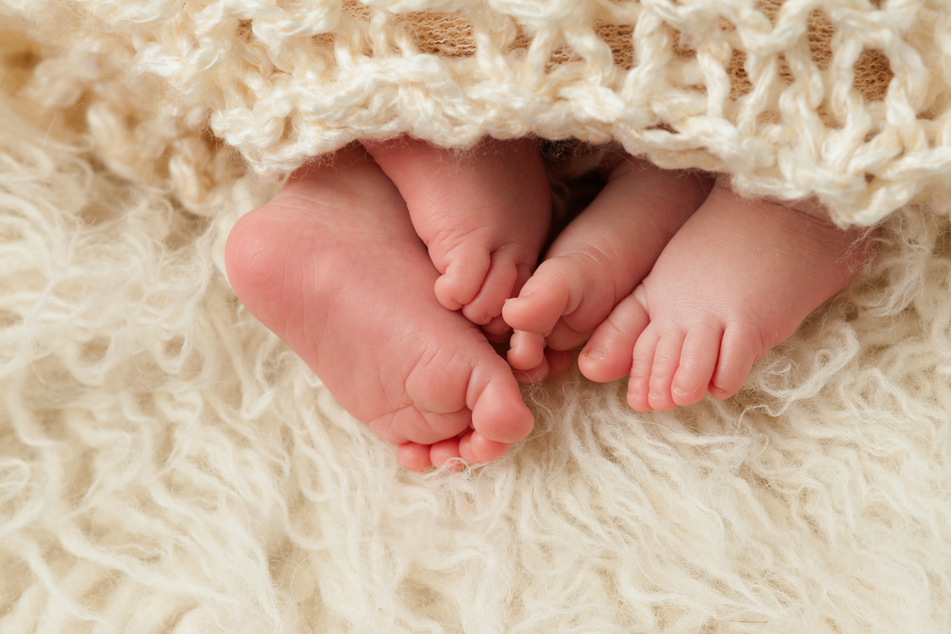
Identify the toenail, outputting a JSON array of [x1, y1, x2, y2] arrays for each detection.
[[584, 347, 607, 360], [709, 385, 729, 399]]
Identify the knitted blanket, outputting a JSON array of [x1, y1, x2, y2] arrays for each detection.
[[2, 1, 950, 631]]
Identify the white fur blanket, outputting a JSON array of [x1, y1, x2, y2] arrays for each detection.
[[2, 32, 951, 634]]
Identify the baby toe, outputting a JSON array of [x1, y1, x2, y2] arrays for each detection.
[[434, 249, 490, 312], [647, 331, 686, 411], [397, 442, 435, 471], [459, 430, 509, 465], [670, 323, 722, 406], [429, 437, 467, 471], [513, 349, 573, 384], [507, 330, 547, 371], [461, 249, 521, 325], [627, 325, 660, 412]]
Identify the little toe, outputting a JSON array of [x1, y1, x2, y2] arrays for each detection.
[[459, 431, 509, 465], [429, 437, 466, 471], [508, 330, 547, 371], [627, 325, 660, 412], [512, 356, 552, 384], [580, 292, 650, 383], [509, 347, 572, 384], [647, 332, 686, 411], [397, 442, 434, 472], [670, 324, 722, 406]]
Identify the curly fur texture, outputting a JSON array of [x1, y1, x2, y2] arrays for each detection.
[[1, 2, 950, 632]]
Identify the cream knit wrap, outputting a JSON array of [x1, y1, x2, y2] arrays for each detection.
[[4, 0, 948, 226]]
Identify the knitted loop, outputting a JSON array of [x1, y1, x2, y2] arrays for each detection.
[[7, 0, 950, 225]]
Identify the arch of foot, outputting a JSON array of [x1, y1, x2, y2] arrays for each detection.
[[12, 0, 948, 226]]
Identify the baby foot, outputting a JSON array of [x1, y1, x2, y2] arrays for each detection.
[[503, 159, 711, 374], [224, 146, 533, 470], [365, 137, 551, 336], [582, 178, 872, 411]]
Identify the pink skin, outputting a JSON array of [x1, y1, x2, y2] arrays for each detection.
[[365, 137, 551, 338], [579, 177, 872, 411], [503, 158, 712, 376], [224, 145, 536, 470]]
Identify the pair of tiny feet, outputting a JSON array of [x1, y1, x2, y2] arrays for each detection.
[[225, 138, 869, 471]]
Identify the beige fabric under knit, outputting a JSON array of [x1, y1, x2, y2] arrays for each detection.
[[5, 0, 951, 225]]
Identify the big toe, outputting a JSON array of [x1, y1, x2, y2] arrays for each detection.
[[580, 291, 649, 383], [502, 260, 574, 334]]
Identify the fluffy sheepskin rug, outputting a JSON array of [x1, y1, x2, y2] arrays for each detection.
[[2, 31, 951, 634]]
